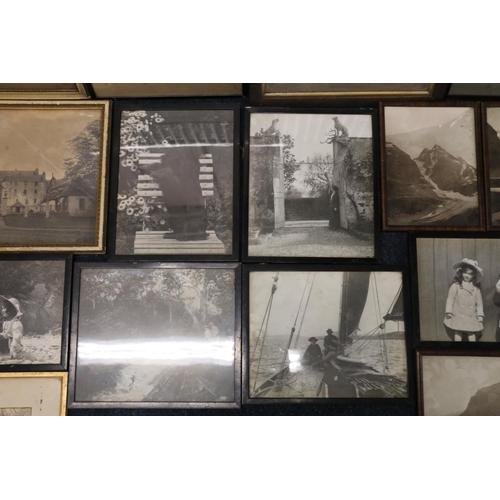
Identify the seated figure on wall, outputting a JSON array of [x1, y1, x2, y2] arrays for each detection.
[[141, 145, 208, 241]]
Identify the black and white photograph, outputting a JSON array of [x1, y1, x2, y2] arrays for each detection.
[[247, 269, 407, 400], [0, 258, 68, 368], [0, 101, 110, 252], [71, 264, 239, 407], [247, 112, 376, 259], [415, 237, 500, 342], [114, 107, 237, 256], [418, 352, 500, 416], [484, 105, 500, 227], [383, 105, 482, 229]]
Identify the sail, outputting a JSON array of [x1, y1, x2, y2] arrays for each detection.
[[338, 272, 371, 345], [383, 285, 404, 322]]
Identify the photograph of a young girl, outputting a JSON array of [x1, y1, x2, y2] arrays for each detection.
[[417, 238, 500, 342]]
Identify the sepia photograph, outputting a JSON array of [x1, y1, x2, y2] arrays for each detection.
[[484, 104, 500, 227], [247, 269, 407, 400], [418, 352, 500, 416], [0, 258, 68, 368], [415, 237, 500, 342], [0, 101, 110, 251], [114, 106, 237, 256], [0, 372, 67, 416], [71, 264, 238, 407], [247, 112, 376, 259], [383, 105, 482, 229]]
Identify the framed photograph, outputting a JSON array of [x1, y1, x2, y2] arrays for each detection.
[[448, 83, 500, 98], [0, 255, 71, 371], [417, 350, 500, 416], [91, 83, 242, 98], [109, 102, 240, 260], [69, 262, 241, 408], [482, 103, 500, 229], [243, 264, 411, 404], [0, 101, 111, 252], [381, 102, 484, 231], [244, 108, 379, 262], [0, 83, 90, 99], [250, 83, 448, 105], [0, 372, 67, 416], [411, 233, 500, 343]]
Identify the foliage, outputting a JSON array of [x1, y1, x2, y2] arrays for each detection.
[[63, 120, 101, 198], [303, 153, 334, 197], [79, 268, 235, 339], [281, 134, 300, 194]]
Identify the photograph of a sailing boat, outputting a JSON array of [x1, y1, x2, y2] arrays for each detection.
[[245, 109, 377, 261], [244, 266, 409, 402], [68, 263, 240, 409], [418, 350, 500, 416], [483, 103, 500, 229], [413, 235, 500, 342], [381, 103, 484, 231]]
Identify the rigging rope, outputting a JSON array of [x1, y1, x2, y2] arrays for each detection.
[[278, 273, 312, 375], [293, 273, 317, 349], [372, 273, 390, 373], [252, 273, 279, 393]]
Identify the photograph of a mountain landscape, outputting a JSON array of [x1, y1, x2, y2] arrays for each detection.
[[383, 105, 482, 230], [485, 105, 500, 228]]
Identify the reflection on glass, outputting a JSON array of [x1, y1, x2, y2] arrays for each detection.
[[75, 267, 236, 403]]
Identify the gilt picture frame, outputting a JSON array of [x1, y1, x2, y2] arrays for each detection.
[[0, 101, 111, 252], [0, 83, 90, 100], [250, 83, 448, 106], [242, 264, 413, 405], [68, 262, 241, 409], [380, 102, 485, 232], [0, 372, 67, 416]]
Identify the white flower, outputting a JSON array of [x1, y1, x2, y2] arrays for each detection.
[[118, 203, 126, 211], [137, 197, 144, 205], [129, 196, 136, 203], [126, 208, 134, 215]]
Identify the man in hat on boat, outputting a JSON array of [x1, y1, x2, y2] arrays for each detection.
[[301, 337, 323, 370], [0, 296, 25, 360], [324, 328, 339, 356]]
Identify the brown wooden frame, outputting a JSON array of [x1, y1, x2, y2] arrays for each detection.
[[417, 349, 500, 415], [481, 102, 500, 230], [380, 101, 486, 232], [250, 83, 449, 106]]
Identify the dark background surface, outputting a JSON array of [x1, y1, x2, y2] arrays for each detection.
[[70, 90, 412, 415]]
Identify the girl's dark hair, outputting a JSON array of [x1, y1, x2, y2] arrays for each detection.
[[452, 264, 481, 289]]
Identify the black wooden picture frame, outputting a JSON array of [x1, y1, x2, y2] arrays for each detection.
[[415, 346, 500, 416], [68, 261, 241, 409], [242, 263, 414, 405], [0, 254, 72, 372], [481, 102, 500, 231], [380, 101, 486, 232], [242, 106, 382, 263], [106, 100, 241, 262], [410, 231, 500, 347]]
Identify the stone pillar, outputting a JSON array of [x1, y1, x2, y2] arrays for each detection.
[[249, 134, 283, 233]]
